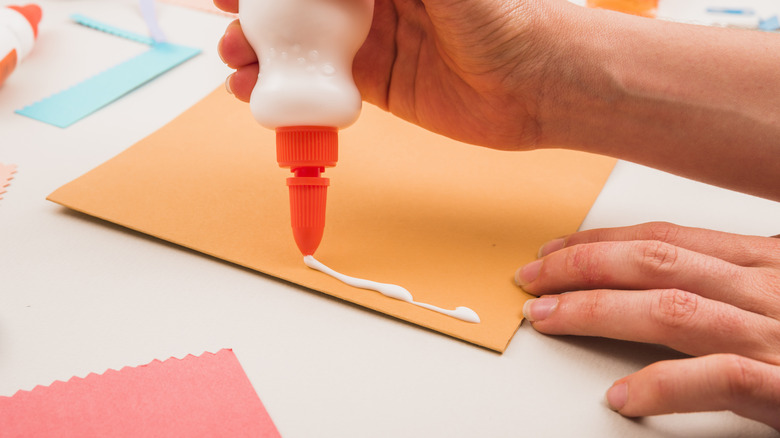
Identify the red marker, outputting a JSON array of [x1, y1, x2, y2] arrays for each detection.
[[0, 4, 41, 87]]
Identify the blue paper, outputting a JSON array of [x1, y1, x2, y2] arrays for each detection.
[[15, 16, 200, 128], [70, 14, 156, 45], [759, 15, 780, 31], [706, 7, 755, 16]]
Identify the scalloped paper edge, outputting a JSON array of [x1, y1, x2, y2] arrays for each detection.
[[6, 349, 220, 398], [0, 349, 281, 437], [71, 13, 155, 46]]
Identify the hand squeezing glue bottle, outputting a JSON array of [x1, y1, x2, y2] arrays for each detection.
[[0, 4, 41, 87], [239, 0, 374, 256]]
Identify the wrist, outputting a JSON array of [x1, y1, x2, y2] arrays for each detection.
[[533, 7, 780, 200], [533, 5, 629, 152]]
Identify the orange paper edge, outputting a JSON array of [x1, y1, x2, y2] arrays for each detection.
[[47, 87, 615, 352]]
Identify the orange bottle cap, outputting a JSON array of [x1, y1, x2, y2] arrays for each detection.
[[276, 126, 337, 169], [276, 126, 339, 256]]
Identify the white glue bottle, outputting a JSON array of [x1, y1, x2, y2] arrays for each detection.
[[0, 4, 41, 88], [238, 0, 374, 256]]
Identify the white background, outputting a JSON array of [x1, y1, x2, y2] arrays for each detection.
[[1, 1, 779, 436]]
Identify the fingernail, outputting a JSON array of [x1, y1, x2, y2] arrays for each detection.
[[606, 382, 628, 411], [522, 296, 558, 322], [515, 259, 542, 286], [225, 74, 234, 95], [537, 238, 565, 258], [218, 40, 227, 64]]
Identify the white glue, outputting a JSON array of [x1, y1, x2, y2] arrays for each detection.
[[239, 0, 373, 129], [304, 256, 481, 324]]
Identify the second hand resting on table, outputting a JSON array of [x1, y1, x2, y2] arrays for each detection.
[[215, 0, 780, 430]]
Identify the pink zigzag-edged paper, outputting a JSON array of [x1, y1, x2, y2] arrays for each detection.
[[0, 163, 17, 200], [0, 349, 281, 438]]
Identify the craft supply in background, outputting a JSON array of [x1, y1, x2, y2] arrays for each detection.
[[0, 349, 281, 438], [159, 0, 237, 17], [759, 15, 780, 31], [704, 6, 761, 29], [15, 14, 199, 128], [48, 86, 616, 352], [139, 0, 167, 43], [586, 0, 657, 17], [0, 4, 41, 88], [0, 163, 17, 200], [705, 7, 756, 15]]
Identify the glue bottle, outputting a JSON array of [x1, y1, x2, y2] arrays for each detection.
[[239, 0, 374, 256], [0, 4, 41, 87]]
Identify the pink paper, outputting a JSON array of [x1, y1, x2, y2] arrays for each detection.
[[0, 349, 281, 438], [0, 163, 17, 200]]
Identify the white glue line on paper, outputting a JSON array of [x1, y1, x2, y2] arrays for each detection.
[[304, 256, 480, 323]]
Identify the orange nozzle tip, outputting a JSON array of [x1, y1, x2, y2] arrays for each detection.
[[8, 4, 42, 38], [292, 226, 324, 256], [287, 176, 329, 256]]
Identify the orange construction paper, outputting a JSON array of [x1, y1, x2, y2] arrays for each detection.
[[47, 87, 615, 352], [0, 349, 281, 437]]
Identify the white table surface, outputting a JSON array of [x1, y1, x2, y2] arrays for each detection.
[[1, 1, 779, 436]]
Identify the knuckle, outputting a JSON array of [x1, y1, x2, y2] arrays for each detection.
[[648, 363, 679, 400], [638, 240, 679, 277], [719, 354, 764, 402], [757, 269, 780, 315], [583, 290, 607, 321], [651, 289, 699, 329], [638, 221, 681, 243], [563, 244, 606, 284]]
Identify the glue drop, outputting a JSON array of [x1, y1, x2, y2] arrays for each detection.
[[0, 4, 41, 87], [238, 0, 373, 255]]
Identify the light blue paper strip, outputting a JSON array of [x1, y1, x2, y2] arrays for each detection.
[[71, 14, 156, 46], [15, 16, 200, 128], [16, 44, 199, 128]]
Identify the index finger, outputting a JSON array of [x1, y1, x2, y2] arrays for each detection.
[[214, 0, 238, 13], [541, 222, 780, 268]]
